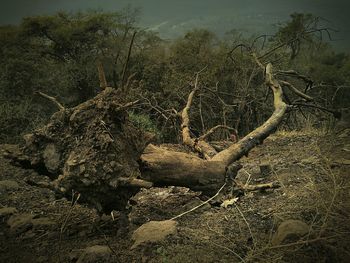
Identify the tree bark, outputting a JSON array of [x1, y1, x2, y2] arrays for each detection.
[[140, 144, 226, 194]]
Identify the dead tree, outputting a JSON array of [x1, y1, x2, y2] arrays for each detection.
[[139, 58, 289, 193], [6, 50, 332, 212]]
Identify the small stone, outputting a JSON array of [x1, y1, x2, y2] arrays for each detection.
[[271, 219, 309, 245], [131, 220, 177, 249]]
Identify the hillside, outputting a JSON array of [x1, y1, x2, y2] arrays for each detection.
[[1, 128, 349, 263]]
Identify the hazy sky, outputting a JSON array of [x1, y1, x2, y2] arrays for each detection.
[[1, 0, 349, 51]]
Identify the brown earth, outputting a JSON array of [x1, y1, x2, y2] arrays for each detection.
[[0, 128, 349, 263]]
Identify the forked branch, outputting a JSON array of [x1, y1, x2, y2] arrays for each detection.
[[211, 63, 288, 166], [181, 73, 218, 159]]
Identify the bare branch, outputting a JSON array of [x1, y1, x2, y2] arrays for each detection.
[[181, 72, 218, 159], [35, 91, 65, 111], [291, 103, 341, 119], [113, 100, 140, 111], [199, 125, 237, 141], [280, 80, 314, 101], [235, 180, 281, 192], [277, 70, 313, 86]]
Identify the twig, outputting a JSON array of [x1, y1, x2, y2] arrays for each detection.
[[234, 203, 256, 248], [291, 103, 341, 118], [277, 70, 313, 86], [170, 182, 226, 220], [199, 125, 237, 141], [58, 191, 80, 262], [114, 100, 140, 111], [267, 235, 338, 249], [280, 80, 313, 101], [210, 240, 246, 263], [95, 225, 120, 262]]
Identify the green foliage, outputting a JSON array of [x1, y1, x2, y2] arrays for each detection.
[[128, 112, 161, 139]]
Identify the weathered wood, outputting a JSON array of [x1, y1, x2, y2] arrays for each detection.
[[140, 144, 226, 194], [211, 63, 288, 166], [181, 74, 218, 159]]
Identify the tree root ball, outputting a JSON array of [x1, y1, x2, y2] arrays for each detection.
[[20, 88, 154, 212]]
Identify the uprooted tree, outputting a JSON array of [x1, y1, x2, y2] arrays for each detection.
[[6, 28, 340, 213]]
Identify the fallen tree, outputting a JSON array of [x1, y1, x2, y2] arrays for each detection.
[[139, 61, 288, 192], [6, 47, 338, 213]]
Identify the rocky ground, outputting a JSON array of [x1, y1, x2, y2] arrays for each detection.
[[0, 128, 349, 263]]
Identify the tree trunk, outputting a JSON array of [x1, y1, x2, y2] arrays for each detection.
[[140, 144, 226, 194]]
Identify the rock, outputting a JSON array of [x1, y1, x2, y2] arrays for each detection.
[[0, 180, 19, 192], [131, 220, 177, 249], [7, 213, 35, 236], [271, 219, 309, 245], [76, 245, 112, 263], [0, 207, 17, 217]]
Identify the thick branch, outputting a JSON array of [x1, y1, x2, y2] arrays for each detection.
[[181, 74, 217, 159], [211, 63, 288, 166]]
